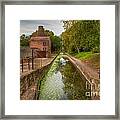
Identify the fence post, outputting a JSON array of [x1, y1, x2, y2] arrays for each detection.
[[28, 58, 30, 70], [21, 59, 23, 73], [32, 49, 34, 70], [41, 58, 42, 67]]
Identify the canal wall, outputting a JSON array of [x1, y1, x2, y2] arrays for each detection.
[[20, 55, 58, 100], [63, 55, 100, 99], [20, 64, 50, 100]]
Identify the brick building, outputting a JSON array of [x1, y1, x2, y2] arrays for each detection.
[[29, 26, 51, 58]]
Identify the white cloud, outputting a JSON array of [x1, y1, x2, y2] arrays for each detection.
[[20, 20, 64, 36]]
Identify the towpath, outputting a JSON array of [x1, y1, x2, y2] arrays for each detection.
[[64, 54, 100, 82]]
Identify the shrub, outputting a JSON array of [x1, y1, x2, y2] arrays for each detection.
[[92, 46, 100, 53]]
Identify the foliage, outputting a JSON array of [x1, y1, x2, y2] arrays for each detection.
[[61, 20, 100, 54], [45, 30, 54, 37], [74, 52, 100, 70], [51, 36, 62, 52], [20, 34, 30, 46], [74, 52, 93, 60], [45, 30, 62, 52], [92, 46, 100, 53]]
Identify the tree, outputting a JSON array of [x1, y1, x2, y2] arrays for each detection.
[[51, 36, 62, 52], [61, 20, 100, 54], [44, 30, 62, 53], [45, 30, 54, 37], [20, 34, 30, 46]]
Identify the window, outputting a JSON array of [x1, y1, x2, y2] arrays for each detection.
[[43, 48, 47, 51], [43, 42, 46, 46]]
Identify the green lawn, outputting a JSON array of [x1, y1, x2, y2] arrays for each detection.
[[74, 52, 97, 60], [74, 52, 100, 70]]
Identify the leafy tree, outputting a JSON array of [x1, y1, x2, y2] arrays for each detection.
[[20, 34, 30, 46], [61, 20, 100, 54], [51, 36, 62, 52], [45, 30, 62, 52], [45, 30, 54, 37]]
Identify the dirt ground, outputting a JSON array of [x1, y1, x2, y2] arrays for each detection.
[[69, 56, 100, 81]]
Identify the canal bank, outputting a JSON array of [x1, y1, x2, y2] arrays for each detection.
[[63, 54, 100, 100], [20, 53, 100, 100], [38, 54, 92, 100], [20, 55, 58, 100]]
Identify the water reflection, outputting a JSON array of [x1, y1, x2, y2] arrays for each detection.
[[39, 56, 91, 100], [60, 57, 67, 66]]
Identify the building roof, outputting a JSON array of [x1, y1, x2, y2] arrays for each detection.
[[30, 36, 50, 41]]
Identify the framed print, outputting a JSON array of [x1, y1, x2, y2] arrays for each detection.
[[0, 0, 119, 119]]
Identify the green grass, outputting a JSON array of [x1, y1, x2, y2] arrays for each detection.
[[74, 52, 100, 70], [74, 52, 94, 60]]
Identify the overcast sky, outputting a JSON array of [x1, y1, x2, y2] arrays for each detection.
[[20, 20, 64, 36]]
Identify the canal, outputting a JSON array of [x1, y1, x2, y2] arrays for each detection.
[[37, 54, 91, 100]]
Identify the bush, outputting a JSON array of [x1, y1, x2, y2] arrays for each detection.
[[92, 46, 100, 53]]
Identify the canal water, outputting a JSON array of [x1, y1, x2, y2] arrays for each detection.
[[38, 55, 91, 100]]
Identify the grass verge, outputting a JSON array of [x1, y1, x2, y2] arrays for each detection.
[[74, 52, 100, 71]]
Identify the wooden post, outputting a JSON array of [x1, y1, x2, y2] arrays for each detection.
[[39, 58, 41, 68], [21, 59, 23, 73], [41, 58, 42, 67], [32, 49, 34, 70], [28, 58, 30, 70]]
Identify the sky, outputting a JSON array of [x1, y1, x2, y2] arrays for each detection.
[[20, 20, 64, 36]]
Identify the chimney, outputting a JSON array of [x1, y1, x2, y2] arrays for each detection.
[[38, 26, 45, 36]]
